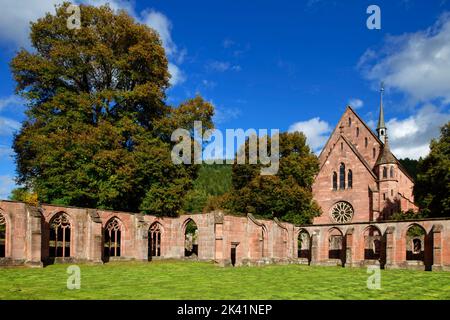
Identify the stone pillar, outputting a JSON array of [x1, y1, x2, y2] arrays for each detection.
[[345, 228, 354, 267], [214, 212, 225, 266], [431, 224, 443, 271], [310, 229, 320, 265], [134, 214, 148, 261], [384, 226, 398, 269], [87, 209, 103, 264], [25, 206, 43, 267]]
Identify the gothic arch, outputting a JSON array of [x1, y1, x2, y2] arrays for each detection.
[[405, 223, 427, 263], [363, 225, 382, 261], [297, 229, 311, 261], [148, 221, 163, 259], [332, 172, 337, 190], [261, 224, 268, 258], [48, 212, 72, 258], [0, 210, 9, 258], [104, 217, 123, 259], [183, 218, 198, 257], [339, 163, 345, 189], [328, 227, 345, 265]]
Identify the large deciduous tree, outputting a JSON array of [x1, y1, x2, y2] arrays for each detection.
[[11, 3, 213, 215], [414, 122, 450, 217]]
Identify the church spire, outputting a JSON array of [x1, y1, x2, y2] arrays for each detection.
[[376, 82, 387, 143]]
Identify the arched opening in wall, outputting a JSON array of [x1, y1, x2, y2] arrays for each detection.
[[383, 166, 388, 178], [332, 172, 337, 190], [104, 217, 122, 260], [406, 224, 426, 263], [261, 227, 268, 258], [363, 226, 382, 261], [390, 166, 394, 178], [297, 230, 310, 262], [148, 222, 162, 260], [328, 228, 345, 265], [347, 170, 353, 189], [184, 219, 198, 257], [0, 212, 6, 257], [339, 163, 345, 189], [49, 213, 71, 258]]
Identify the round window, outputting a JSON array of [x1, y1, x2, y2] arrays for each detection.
[[330, 201, 354, 223]]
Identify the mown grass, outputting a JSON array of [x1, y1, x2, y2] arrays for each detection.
[[1, 260, 449, 300]]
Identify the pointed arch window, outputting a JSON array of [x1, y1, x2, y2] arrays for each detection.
[[332, 172, 337, 190], [104, 218, 122, 257], [383, 166, 387, 178], [373, 148, 376, 159], [390, 166, 394, 178], [348, 170, 353, 189], [356, 127, 359, 137], [348, 117, 352, 126], [149, 222, 162, 258], [49, 213, 71, 258], [339, 163, 345, 190], [0, 213, 6, 257], [365, 137, 368, 148]]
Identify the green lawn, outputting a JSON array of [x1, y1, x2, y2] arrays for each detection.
[[1, 260, 449, 300]]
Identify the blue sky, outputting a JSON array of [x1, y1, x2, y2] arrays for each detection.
[[1, 0, 450, 198]]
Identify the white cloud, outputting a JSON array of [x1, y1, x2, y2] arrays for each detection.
[[348, 98, 364, 109], [213, 107, 241, 124], [0, 146, 13, 159], [168, 63, 185, 86], [0, 175, 15, 200], [0, 95, 22, 111], [387, 104, 450, 159], [0, 1, 186, 87], [0, 117, 21, 136], [0, 0, 61, 48], [359, 13, 450, 103], [141, 9, 176, 56], [288, 117, 331, 153], [206, 60, 241, 73]]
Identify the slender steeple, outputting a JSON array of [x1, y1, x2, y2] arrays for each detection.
[[376, 82, 387, 143]]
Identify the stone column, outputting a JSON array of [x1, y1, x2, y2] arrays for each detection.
[[87, 209, 103, 264], [345, 227, 354, 267], [25, 206, 43, 267], [431, 224, 443, 271], [214, 212, 225, 266], [310, 229, 320, 265], [384, 226, 398, 269], [134, 214, 148, 261]]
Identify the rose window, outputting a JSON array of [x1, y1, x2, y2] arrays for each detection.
[[330, 201, 354, 223]]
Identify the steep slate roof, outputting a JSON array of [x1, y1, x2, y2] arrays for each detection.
[[375, 136, 397, 166]]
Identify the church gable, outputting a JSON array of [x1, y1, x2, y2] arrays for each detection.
[[313, 134, 378, 224], [319, 106, 383, 171]]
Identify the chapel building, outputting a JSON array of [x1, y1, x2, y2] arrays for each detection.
[[312, 87, 418, 225]]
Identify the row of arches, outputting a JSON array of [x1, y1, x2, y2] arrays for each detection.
[[332, 163, 352, 190], [0, 212, 5, 257], [45, 213, 200, 261], [297, 224, 429, 267]]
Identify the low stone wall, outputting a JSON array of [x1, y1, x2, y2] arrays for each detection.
[[0, 200, 449, 270]]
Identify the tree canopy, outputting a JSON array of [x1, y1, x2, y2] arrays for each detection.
[[211, 132, 321, 225], [414, 121, 450, 217], [10, 3, 213, 215]]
